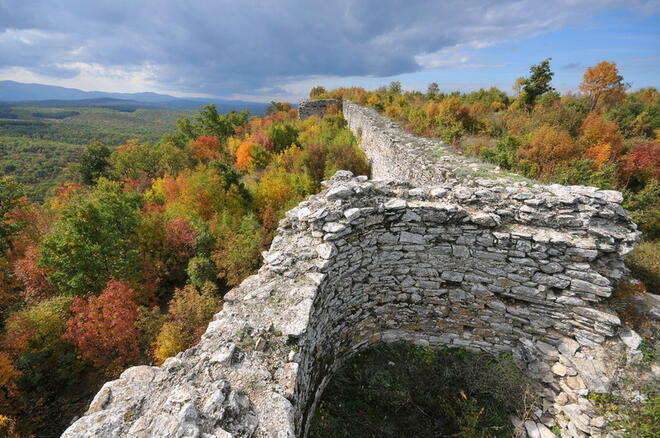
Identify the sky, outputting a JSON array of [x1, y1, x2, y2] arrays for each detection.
[[1, 0, 659, 102]]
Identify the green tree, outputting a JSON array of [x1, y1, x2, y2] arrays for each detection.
[[0, 176, 25, 253], [521, 58, 555, 107], [78, 142, 111, 185], [40, 179, 142, 296], [109, 140, 190, 182], [389, 81, 402, 94], [427, 82, 440, 97], [173, 105, 249, 143], [267, 123, 298, 153], [212, 213, 265, 287]]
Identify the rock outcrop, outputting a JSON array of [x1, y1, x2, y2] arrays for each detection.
[[62, 102, 642, 438]]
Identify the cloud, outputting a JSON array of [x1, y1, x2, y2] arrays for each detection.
[[561, 62, 583, 71], [0, 0, 658, 98]]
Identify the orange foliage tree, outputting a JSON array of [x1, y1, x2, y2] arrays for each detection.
[[235, 141, 259, 171], [63, 280, 140, 375], [0, 352, 20, 430], [150, 168, 247, 221], [579, 112, 623, 168], [518, 125, 577, 177], [579, 61, 626, 109]]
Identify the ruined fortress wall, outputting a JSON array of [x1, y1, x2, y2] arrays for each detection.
[[298, 99, 342, 120], [62, 103, 642, 438]]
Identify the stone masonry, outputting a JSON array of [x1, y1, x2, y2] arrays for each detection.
[[297, 99, 342, 120], [62, 102, 643, 438]]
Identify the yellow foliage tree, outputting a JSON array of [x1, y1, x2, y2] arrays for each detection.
[[152, 285, 217, 364]]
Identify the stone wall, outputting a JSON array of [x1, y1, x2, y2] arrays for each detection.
[[62, 103, 643, 438], [298, 99, 341, 120]]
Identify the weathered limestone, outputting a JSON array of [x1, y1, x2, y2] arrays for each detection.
[[298, 99, 342, 120], [62, 103, 643, 438]]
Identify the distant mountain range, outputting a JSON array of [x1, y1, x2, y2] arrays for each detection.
[[0, 80, 270, 114]]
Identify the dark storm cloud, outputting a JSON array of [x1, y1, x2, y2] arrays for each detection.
[[1, 0, 658, 96]]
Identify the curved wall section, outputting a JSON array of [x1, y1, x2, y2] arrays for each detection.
[[62, 104, 641, 438]]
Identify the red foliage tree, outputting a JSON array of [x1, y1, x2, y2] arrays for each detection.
[[63, 280, 140, 375], [619, 141, 660, 186], [13, 245, 55, 303], [165, 217, 196, 258], [187, 136, 221, 162], [250, 130, 274, 151]]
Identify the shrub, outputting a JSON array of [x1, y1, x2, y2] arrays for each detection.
[[481, 135, 521, 170], [626, 241, 660, 295], [267, 123, 298, 153], [623, 180, 660, 239], [518, 125, 577, 177]]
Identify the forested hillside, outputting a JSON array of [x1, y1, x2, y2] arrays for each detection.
[[0, 102, 367, 437], [0, 106, 194, 200]]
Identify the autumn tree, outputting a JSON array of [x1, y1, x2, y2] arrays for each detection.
[[172, 105, 249, 146], [152, 285, 217, 364], [3, 295, 73, 357], [0, 352, 20, 431], [267, 123, 298, 153], [255, 168, 301, 226], [162, 217, 197, 284], [580, 61, 626, 110], [518, 125, 576, 177], [63, 280, 140, 374], [579, 112, 623, 168], [0, 352, 20, 399], [13, 245, 55, 303], [40, 179, 142, 296], [310, 86, 328, 99], [236, 141, 259, 171], [149, 168, 248, 222], [109, 140, 190, 182], [388, 81, 402, 94], [619, 141, 660, 189], [186, 136, 222, 163]]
